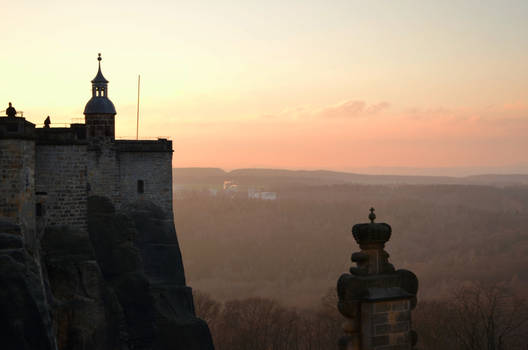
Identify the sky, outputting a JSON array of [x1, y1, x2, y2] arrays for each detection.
[[1, 0, 527, 174]]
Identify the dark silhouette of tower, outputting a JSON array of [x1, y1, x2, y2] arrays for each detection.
[[84, 53, 116, 140]]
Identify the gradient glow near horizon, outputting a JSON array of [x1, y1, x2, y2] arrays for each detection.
[[2, 0, 527, 174]]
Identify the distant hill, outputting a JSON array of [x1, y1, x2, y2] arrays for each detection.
[[463, 174, 528, 186], [173, 168, 528, 188]]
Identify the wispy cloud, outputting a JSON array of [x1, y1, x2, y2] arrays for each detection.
[[261, 99, 391, 120], [317, 100, 390, 118]]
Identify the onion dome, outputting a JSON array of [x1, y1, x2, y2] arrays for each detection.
[[84, 53, 116, 115]]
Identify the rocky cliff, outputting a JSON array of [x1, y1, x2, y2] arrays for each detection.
[[0, 197, 214, 350]]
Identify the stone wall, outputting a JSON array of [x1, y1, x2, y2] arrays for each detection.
[[361, 299, 412, 349], [81, 139, 174, 215], [35, 144, 88, 231], [0, 139, 36, 246], [118, 146, 173, 215], [86, 142, 121, 208]]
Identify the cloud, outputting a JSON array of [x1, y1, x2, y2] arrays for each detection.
[[317, 100, 366, 118], [314, 100, 391, 119], [365, 102, 391, 115], [261, 99, 391, 120]]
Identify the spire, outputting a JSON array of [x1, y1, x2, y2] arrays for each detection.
[[84, 53, 116, 116], [91, 53, 109, 84]]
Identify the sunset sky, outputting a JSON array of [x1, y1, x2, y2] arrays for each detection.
[[2, 0, 527, 174]]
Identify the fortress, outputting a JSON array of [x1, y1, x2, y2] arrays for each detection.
[[0, 56, 214, 350], [0, 54, 172, 239]]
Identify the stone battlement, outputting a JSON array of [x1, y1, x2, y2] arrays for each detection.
[[35, 124, 87, 145], [0, 116, 36, 139], [115, 139, 172, 152]]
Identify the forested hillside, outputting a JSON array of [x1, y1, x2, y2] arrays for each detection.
[[174, 183, 528, 306]]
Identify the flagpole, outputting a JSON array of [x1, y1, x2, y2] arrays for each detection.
[[136, 74, 140, 140]]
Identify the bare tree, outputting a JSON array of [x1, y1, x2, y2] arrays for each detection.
[[414, 300, 458, 350], [447, 282, 528, 350], [192, 290, 222, 340]]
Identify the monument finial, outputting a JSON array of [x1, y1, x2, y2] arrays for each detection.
[[339, 210, 419, 349], [368, 207, 376, 223], [98, 53, 102, 62]]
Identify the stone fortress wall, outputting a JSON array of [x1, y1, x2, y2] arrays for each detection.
[[35, 144, 88, 231], [86, 141, 121, 208], [117, 139, 173, 214], [0, 123, 174, 234], [85, 139, 174, 214], [0, 138, 36, 247]]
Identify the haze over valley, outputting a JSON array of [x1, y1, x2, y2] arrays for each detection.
[[174, 168, 528, 306]]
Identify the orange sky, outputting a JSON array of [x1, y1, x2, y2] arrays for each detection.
[[2, 1, 527, 174]]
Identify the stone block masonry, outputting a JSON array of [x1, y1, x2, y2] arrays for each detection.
[[117, 140, 173, 214], [362, 300, 412, 349], [1, 124, 174, 239], [86, 141, 121, 208], [0, 139, 36, 247], [85, 139, 174, 214], [36, 144, 88, 231]]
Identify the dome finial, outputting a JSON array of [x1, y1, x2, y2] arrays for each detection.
[[98, 53, 102, 62], [368, 207, 376, 223]]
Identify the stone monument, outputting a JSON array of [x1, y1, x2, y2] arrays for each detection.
[[337, 208, 418, 350]]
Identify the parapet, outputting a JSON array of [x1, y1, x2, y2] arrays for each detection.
[[115, 139, 172, 153], [35, 124, 87, 145], [0, 116, 36, 140]]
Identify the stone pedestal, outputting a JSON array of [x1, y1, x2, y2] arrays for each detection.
[[337, 209, 418, 350]]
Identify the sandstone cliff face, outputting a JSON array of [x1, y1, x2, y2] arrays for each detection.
[[0, 222, 56, 350], [0, 197, 214, 350], [42, 226, 122, 350]]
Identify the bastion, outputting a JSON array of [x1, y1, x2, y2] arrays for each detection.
[[0, 55, 214, 350]]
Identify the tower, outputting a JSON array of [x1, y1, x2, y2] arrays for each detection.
[[84, 53, 116, 140]]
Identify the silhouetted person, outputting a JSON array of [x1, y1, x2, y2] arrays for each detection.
[[6, 102, 16, 118], [44, 116, 51, 128]]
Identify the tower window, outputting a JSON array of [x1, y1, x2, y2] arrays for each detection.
[[137, 180, 144, 194]]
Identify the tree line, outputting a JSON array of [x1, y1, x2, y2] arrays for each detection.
[[194, 282, 528, 350]]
